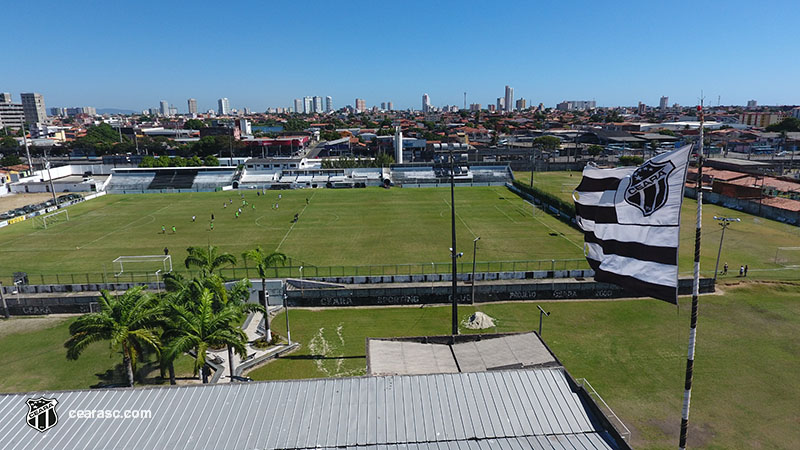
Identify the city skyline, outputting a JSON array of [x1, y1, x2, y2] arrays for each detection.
[[3, 1, 800, 111]]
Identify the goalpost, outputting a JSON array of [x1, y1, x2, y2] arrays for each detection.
[[113, 255, 173, 278], [35, 209, 69, 229], [774, 247, 800, 268]]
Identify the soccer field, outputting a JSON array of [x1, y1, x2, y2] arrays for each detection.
[[0, 186, 586, 282]]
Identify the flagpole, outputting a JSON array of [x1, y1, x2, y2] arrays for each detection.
[[679, 100, 704, 449]]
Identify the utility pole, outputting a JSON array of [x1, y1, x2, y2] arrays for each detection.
[[471, 237, 480, 304], [712, 216, 740, 282], [537, 305, 550, 336], [21, 123, 34, 173], [449, 147, 460, 336], [43, 149, 58, 206]]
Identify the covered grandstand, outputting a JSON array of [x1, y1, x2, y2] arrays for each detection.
[[105, 167, 237, 194]]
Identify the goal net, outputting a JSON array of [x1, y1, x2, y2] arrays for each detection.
[[774, 247, 800, 268], [35, 209, 69, 229], [113, 255, 173, 278]]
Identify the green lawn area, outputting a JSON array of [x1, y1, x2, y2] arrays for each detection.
[[250, 282, 800, 449], [514, 171, 800, 281], [0, 187, 587, 283], [0, 316, 196, 393]]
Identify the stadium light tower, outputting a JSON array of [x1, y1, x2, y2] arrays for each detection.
[[713, 216, 740, 282], [449, 147, 459, 336]]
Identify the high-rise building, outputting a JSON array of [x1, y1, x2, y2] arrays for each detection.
[[380, 102, 386, 110], [515, 99, 527, 110], [0, 93, 12, 103], [302, 96, 312, 114], [422, 94, 430, 113], [355, 98, 366, 113], [496, 97, 504, 112], [659, 96, 669, 111], [160, 100, 169, 116], [325, 96, 333, 113], [504, 86, 514, 113], [637, 102, 646, 115], [0, 102, 25, 128], [294, 99, 303, 113], [387, 101, 393, 111], [556, 100, 596, 111], [313, 96, 323, 114], [187, 98, 198, 115], [747, 100, 758, 109], [218, 98, 230, 115], [469, 103, 481, 111], [488, 104, 496, 112], [168, 105, 178, 116], [21, 92, 47, 124]]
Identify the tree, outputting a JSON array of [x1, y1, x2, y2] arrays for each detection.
[[320, 130, 341, 141], [1, 135, 19, 149], [587, 145, 604, 157], [242, 247, 287, 341], [1, 154, 22, 166], [766, 117, 800, 133], [184, 245, 237, 277], [184, 119, 207, 130], [533, 135, 561, 151], [203, 155, 219, 166], [64, 286, 161, 387], [163, 288, 248, 383]]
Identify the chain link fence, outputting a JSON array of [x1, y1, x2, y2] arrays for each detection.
[[1, 259, 590, 286]]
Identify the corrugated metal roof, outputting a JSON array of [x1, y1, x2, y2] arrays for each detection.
[[0, 368, 619, 450]]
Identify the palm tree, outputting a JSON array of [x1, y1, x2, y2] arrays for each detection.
[[65, 286, 162, 387], [164, 288, 248, 383], [184, 244, 237, 277], [242, 247, 287, 341]]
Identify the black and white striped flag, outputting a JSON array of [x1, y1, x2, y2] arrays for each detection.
[[574, 145, 692, 303]]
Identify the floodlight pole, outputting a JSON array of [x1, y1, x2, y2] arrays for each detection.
[[537, 305, 550, 336], [712, 216, 740, 283], [449, 147, 459, 336], [471, 237, 480, 304], [21, 123, 34, 175]]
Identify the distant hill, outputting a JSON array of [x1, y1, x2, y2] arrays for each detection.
[[96, 108, 138, 115]]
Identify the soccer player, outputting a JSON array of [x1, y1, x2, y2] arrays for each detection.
[[192, 215, 196, 222], [171, 226, 176, 234], [235, 212, 239, 219], [224, 203, 227, 208], [161, 225, 166, 234], [252, 204, 256, 210], [211, 213, 215, 221], [306, 198, 309, 205], [164, 247, 169, 256], [210, 222, 214, 231], [278, 194, 282, 200]]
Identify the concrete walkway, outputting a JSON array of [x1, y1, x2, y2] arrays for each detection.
[[207, 306, 291, 383]]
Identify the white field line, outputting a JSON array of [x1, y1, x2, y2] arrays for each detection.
[[493, 205, 518, 224], [441, 197, 478, 239], [275, 191, 316, 251], [76, 203, 172, 250], [493, 187, 583, 250]]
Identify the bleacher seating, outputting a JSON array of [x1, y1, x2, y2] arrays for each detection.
[[148, 169, 198, 190], [192, 171, 235, 189], [105, 172, 156, 192]]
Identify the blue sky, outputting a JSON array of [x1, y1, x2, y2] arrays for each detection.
[[3, 0, 799, 112]]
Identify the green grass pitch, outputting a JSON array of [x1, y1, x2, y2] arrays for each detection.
[[0, 186, 586, 281]]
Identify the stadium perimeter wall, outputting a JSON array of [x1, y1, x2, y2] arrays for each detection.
[[1, 277, 715, 315]]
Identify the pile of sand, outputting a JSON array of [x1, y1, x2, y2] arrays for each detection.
[[462, 311, 496, 329]]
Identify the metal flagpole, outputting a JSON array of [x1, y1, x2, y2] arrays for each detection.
[[679, 99, 704, 449]]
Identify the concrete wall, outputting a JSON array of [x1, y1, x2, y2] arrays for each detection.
[[285, 278, 715, 307], [686, 187, 799, 226]]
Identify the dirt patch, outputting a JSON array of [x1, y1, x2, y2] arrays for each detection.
[[646, 418, 715, 448], [0, 315, 77, 338], [0, 193, 74, 212]]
